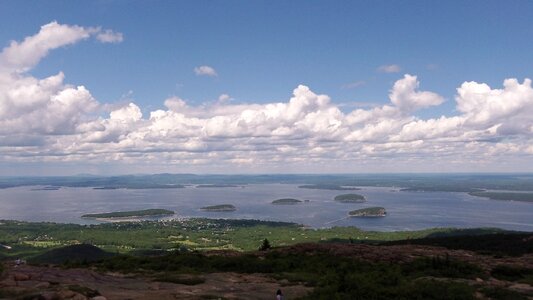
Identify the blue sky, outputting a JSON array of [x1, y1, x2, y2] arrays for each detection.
[[0, 1, 532, 174]]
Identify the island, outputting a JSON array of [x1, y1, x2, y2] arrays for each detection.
[[334, 193, 366, 203], [299, 184, 360, 191], [348, 207, 387, 217], [196, 184, 240, 188], [81, 209, 175, 219], [468, 191, 533, 203], [30, 186, 61, 191], [272, 198, 302, 205], [200, 204, 237, 212]]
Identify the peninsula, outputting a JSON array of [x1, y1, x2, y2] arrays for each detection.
[[468, 191, 533, 203]]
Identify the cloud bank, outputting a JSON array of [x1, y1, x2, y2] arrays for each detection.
[[0, 22, 531, 173]]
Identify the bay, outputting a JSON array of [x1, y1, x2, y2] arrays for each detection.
[[0, 184, 532, 232]]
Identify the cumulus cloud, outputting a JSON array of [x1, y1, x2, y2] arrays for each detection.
[[0, 22, 532, 172], [0, 21, 122, 73], [218, 94, 233, 103], [377, 64, 401, 73], [0, 22, 120, 137], [194, 65, 217, 77], [96, 29, 124, 43], [389, 74, 444, 112]]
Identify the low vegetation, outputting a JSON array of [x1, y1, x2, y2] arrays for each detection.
[[0, 219, 519, 259], [1, 218, 531, 299], [384, 231, 533, 256], [92, 249, 484, 299]]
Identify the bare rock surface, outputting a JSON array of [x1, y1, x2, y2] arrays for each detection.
[[0, 263, 311, 299], [1, 243, 532, 299]]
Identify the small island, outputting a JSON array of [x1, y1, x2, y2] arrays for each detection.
[[272, 198, 302, 205], [299, 184, 360, 191], [81, 209, 175, 219], [334, 193, 366, 203], [348, 207, 387, 217], [200, 204, 237, 212], [31, 186, 61, 191]]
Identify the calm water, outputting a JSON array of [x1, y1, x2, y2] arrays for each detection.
[[0, 184, 532, 232]]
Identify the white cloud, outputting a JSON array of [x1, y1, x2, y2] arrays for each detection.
[[377, 64, 401, 73], [0, 22, 532, 173], [218, 94, 233, 103], [194, 65, 217, 77], [389, 74, 444, 112], [0, 21, 123, 73], [96, 29, 124, 43], [0, 22, 119, 137]]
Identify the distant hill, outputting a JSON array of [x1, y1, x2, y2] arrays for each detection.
[[1, 173, 533, 191], [30, 244, 115, 264]]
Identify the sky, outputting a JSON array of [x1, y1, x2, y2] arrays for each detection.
[[0, 1, 532, 175]]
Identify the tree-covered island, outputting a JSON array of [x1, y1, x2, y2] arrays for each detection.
[[272, 198, 302, 205], [200, 204, 237, 212], [334, 193, 366, 203], [349, 207, 387, 217]]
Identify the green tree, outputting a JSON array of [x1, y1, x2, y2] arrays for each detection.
[[258, 238, 271, 251]]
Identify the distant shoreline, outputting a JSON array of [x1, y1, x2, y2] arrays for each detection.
[[81, 209, 175, 220]]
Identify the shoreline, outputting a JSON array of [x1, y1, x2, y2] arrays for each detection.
[[81, 214, 177, 223]]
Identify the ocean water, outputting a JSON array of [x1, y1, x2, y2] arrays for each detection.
[[0, 184, 532, 231]]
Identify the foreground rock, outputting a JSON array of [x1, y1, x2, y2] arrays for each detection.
[[0, 263, 311, 300]]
